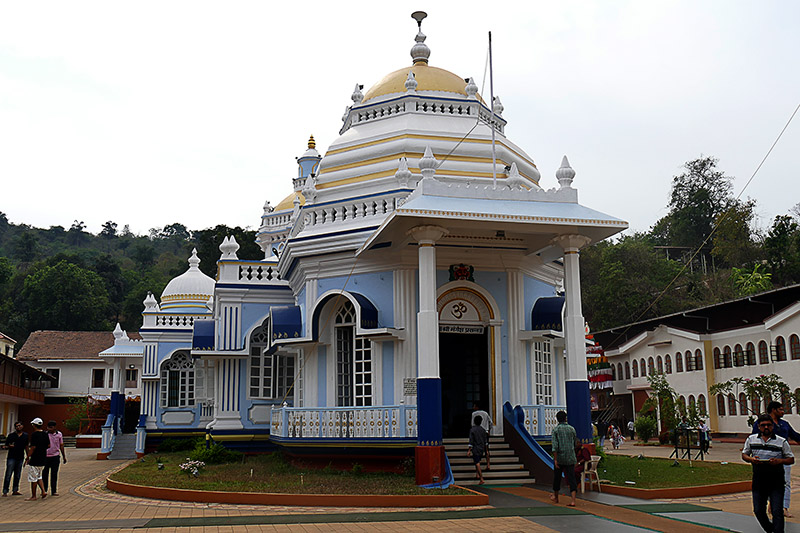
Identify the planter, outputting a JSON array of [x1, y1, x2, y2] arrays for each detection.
[[600, 480, 750, 499]]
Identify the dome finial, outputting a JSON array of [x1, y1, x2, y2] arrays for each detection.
[[351, 83, 364, 105], [556, 155, 576, 189], [419, 146, 438, 182], [188, 248, 201, 270], [410, 11, 430, 65], [308, 135, 315, 149], [405, 71, 418, 92]]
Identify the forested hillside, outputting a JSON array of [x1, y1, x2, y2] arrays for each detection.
[[0, 216, 262, 345], [2, 156, 799, 346]]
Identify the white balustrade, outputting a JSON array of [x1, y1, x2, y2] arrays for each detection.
[[269, 405, 417, 440], [154, 314, 201, 328], [519, 405, 565, 436]]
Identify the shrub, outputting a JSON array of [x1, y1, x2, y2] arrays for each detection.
[[158, 437, 200, 453], [189, 442, 243, 464], [634, 416, 658, 443]]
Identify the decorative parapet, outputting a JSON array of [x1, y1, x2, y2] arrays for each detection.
[[217, 260, 285, 285], [142, 313, 208, 329], [270, 405, 418, 439], [293, 190, 410, 235]]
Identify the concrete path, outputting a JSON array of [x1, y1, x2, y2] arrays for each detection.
[[0, 443, 797, 532]]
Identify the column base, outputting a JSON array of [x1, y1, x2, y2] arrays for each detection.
[[415, 445, 445, 486], [417, 377, 442, 446], [208, 415, 244, 430]]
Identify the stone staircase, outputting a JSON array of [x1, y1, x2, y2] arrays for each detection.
[[444, 436, 535, 486], [63, 436, 77, 448], [107, 433, 137, 460]]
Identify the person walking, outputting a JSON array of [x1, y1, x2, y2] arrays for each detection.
[[2, 421, 28, 496], [751, 401, 800, 518], [551, 410, 578, 507], [743, 413, 794, 533], [470, 404, 492, 470], [627, 419, 635, 440], [24, 418, 49, 500], [42, 420, 66, 496], [467, 415, 489, 485]]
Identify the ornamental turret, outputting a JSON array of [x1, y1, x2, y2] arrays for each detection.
[[293, 135, 321, 192]]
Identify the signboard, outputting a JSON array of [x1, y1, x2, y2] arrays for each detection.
[[439, 324, 485, 334], [403, 378, 417, 396]]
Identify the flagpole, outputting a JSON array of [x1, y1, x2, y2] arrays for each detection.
[[489, 31, 497, 189]]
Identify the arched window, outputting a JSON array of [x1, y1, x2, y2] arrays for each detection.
[[657, 356, 663, 373], [641, 358, 647, 377], [739, 393, 748, 416], [723, 345, 732, 368], [679, 395, 687, 413], [746, 342, 756, 366], [775, 336, 787, 361], [751, 396, 761, 415], [758, 340, 769, 364], [335, 300, 373, 407], [713, 347, 721, 369], [689, 395, 696, 411], [695, 349, 704, 370], [790, 334, 800, 360], [625, 361, 631, 379], [249, 321, 295, 401], [676, 352, 683, 372], [632, 360, 639, 378], [698, 394, 707, 416], [611, 364, 617, 380], [733, 344, 743, 367], [716, 394, 726, 416], [618, 363, 623, 380], [648, 357, 655, 374], [665, 354, 672, 374], [728, 394, 737, 416], [160, 350, 195, 408]]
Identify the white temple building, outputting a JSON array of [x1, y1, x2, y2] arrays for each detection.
[[101, 14, 627, 483]]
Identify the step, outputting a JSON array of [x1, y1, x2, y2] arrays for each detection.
[[63, 436, 77, 448]]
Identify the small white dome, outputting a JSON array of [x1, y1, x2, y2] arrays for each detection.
[[160, 249, 215, 312]]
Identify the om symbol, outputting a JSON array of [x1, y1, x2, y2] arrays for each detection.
[[451, 302, 468, 319]]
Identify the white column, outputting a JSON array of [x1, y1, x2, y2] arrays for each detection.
[[554, 235, 591, 380], [113, 359, 122, 391], [393, 269, 417, 402], [211, 357, 244, 430], [407, 226, 448, 378], [506, 270, 524, 404]]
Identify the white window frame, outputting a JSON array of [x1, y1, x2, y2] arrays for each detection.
[[533, 340, 553, 405], [334, 300, 373, 407], [160, 351, 195, 408]]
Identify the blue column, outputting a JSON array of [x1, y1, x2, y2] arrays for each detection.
[[566, 380, 592, 442], [417, 377, 442, 446]]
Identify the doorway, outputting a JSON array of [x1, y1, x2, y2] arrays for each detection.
[[439, 330, 489, 438]]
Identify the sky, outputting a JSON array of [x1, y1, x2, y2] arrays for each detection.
[[1, 1, 799, 237]]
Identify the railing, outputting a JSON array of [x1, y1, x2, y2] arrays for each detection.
[[0, 382, 45, 403], [518, 404, 566, 436], [135, 415, 147, 456], [270, 405, 417, 439], [217, 260, 287, 287], [100, 414, 121, 454], [154, 314, 201, 328], [299, 191, 410, 233]]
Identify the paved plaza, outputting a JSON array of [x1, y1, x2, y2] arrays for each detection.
[[0, 442, 798, 532]]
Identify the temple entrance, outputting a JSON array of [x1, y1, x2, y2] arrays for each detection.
[[439, 329, 489, 438]]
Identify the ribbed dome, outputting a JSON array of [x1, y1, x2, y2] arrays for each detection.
[[160, 249, 215, 312], [274, 191, 305, 212], [363, 64, 479, 103]]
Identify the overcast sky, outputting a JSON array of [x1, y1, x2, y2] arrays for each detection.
[[2, 1, 798, 238]]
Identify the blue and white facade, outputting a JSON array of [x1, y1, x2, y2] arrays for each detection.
[[124, 17, 627, 460]]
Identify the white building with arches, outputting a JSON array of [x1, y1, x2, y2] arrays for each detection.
[[111, 14, 626, 482]]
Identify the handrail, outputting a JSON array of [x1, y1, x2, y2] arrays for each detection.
[[502, 402, 554, 486]]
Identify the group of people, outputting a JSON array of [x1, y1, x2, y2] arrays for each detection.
[[594, 419, 629, 450], [2, 418, 67, 500]]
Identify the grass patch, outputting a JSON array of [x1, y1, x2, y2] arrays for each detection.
[[110, 452, 468, 495], [598, 455, 750, 489]]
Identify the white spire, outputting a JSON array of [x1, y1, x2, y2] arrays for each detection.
[[465, 77, 478, 99], [219, 236, 240, 260], [556, 156, 576, 189], [405, 71, 418, 92], [410, 11, 430, 65], [188, 248, 201, 270], [143, 291, 159, 312], [505, 162, 525, 190], [351, 83, 364, 105], [395, 157, 412, 187], [493, 96, 504, 116], [419, 146, 437, 182]]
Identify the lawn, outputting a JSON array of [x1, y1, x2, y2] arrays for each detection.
[[598, 455, 751, 489], [110, 453, 468, 495]]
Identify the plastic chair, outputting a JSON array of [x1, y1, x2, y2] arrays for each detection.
[[580, 455, 601, 493]]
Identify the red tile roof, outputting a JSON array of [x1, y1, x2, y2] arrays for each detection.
[[16, 330, 142, 361]]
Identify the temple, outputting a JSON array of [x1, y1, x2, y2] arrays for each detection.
[[100, 13, 627, 484]]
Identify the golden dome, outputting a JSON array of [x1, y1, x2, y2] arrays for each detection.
[[363, 63, 478, 103], [274, 191, 305, 212]]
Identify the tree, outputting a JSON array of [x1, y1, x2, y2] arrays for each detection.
[[711, 199, 760, 268], [12, 232, 40, 263], [731, 263, 772, 296], [100, 221, 118, 239], [93, 254, 126, 322], [192, 225, 262, 277], [710, 374, 798, 427], [764, 214, 800, 285], [21, 260, 110, 331], [653, 156, 736, 251], [68, 220, 87, 246]]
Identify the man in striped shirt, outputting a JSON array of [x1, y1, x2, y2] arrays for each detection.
[[742, 413, 795, 533], [550, 410, 578, 507]]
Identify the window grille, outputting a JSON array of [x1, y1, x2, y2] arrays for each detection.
[[160, 351, 194, 408]]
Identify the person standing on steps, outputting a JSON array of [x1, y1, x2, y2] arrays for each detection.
[[551, 410, 578, 507], [471, 404, 492, 471], [467, 415, 489, 485], [24, 418, 49, 500], [42, 420, 66, 496], [751, 401, 800, 519], [2, 421, 28, 496], [743, 413, 794, 533]]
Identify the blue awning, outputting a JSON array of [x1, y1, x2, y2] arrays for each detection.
[[192, 319, 215, 350], [271, 306, 303, 340], [351, 292, 379, 329], [531, 296, 564, 331]]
